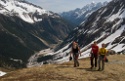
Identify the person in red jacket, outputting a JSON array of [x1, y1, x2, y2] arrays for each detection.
[[90, 41, 99, 69]]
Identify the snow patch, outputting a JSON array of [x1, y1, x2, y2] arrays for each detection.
[[106, 5, 124, 22], [100, 25, 124, 44], [120, 9, 125, 18], [27, 48, 54, 67], [112, 44, 125, 52], [0, 71, 6, 77]]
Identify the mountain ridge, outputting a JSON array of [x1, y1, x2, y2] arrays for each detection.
[[60, 2, 108, 26]]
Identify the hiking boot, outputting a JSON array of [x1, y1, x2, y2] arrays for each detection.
[[90, 67, 93, 69], [102, 68, 104, 71], [77, 64, 79, 67], [94, 67, 97, 70], [74, 65, 76, 67], [97, 68, 101, 71]]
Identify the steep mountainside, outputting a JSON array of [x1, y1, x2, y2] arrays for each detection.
[[64, 0, 125, 52], [0, 0, 72, 68], [60, 2, 108, 26], [56, 0, 125, 53]]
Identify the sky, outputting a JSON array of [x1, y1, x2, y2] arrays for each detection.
[[27, 0, 112, 13]]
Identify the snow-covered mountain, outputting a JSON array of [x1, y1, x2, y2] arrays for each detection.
[[0, 0, 72, 68], [59, 0, 125, 54], [30, 0, 125, 66], [60, 2, 108, 26], [0, 0, 57, 23]]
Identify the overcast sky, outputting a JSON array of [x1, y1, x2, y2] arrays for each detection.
[[27, 0, 112, 13]]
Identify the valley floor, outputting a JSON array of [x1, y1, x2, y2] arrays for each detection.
[[0, 55, 125, 81]]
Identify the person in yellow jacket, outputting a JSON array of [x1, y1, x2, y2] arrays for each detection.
[[98, 43, 107, 71]]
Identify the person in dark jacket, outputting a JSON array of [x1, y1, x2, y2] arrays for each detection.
[[70, 41, 81, 67]]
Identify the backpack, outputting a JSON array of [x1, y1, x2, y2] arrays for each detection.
[[104, 57, 108, 62]]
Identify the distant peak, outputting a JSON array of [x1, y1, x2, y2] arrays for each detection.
[[92, 1, 95, 4]]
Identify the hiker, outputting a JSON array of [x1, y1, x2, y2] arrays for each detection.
[[98, 43, 107, 71], [70, 41, 81, 67], [90, 41, 99, 69]]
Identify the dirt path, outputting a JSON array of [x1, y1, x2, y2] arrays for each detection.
[[0, 55, 125, 81]]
